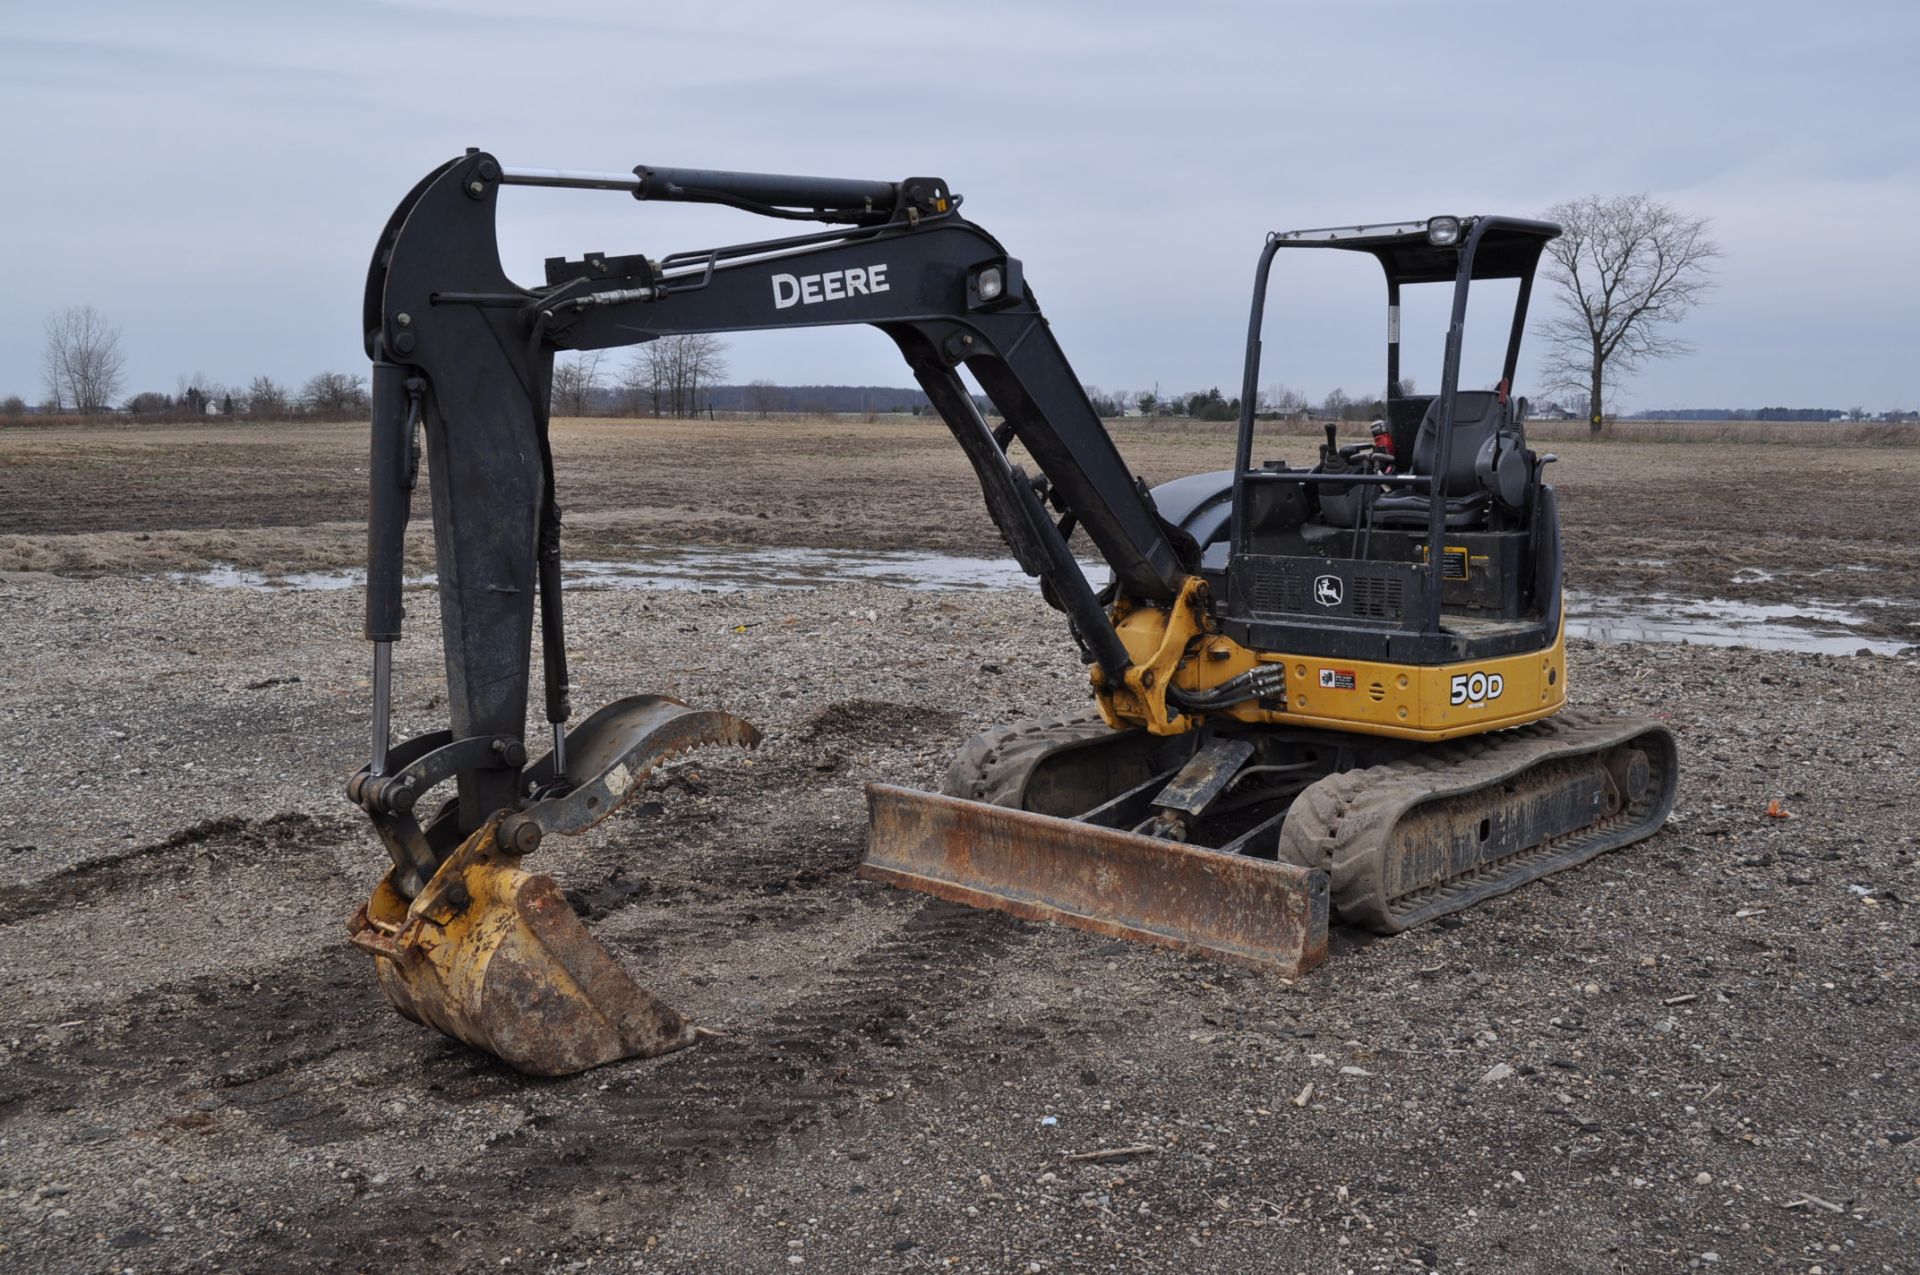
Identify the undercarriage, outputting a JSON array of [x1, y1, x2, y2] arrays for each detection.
[[860, 708, 1675, 973]]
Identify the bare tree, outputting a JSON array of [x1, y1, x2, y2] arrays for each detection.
[[246, 375, 290, 418], [41, 306, 126, 413], [621, 346, 664, 416], [743, 379, 783, 418], [1537, 195, 1719, 434], [679, 334, 727, 417], [1319, 388, 1352, 420], [2, 395, 25, 418], [629, 334, 728, 417], [301, 371, 370, 417], [550, 351, 604, 417], [1261, 382, 1308, 416]]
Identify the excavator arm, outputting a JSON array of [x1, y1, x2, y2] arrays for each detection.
[[345, 151, 1227, 1074], [364, 153, 1190, 696]]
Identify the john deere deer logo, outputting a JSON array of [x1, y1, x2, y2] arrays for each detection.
[[1313, 574, 1343, 607]]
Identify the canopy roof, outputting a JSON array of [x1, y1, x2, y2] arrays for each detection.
[[1269, 216, 1560, 284]]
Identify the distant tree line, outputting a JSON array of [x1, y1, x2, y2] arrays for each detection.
[[548, 338, 949, 418], [11, 300, 1913, 429], [1630, 406, 1916, 423], [549, 336, 730, 418], [2, 304, 377, 421], [1079, 382, 1405, 423], [111, 372, 370, 421]]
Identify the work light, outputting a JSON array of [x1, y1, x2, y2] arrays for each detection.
[[1427, 216, 1461, 247], [967, 257, 1022, 311]]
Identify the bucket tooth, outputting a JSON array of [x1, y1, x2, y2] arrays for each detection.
[[860, 783, 1330, 975], [349, 694, 760, 1075], [351, 819, 698, 1076]]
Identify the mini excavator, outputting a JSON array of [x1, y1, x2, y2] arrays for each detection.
[[347, 152, 1677, 1074]]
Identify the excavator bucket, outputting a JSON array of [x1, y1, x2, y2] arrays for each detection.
[[860, 784, 1330, 974], [348, 696, 759, 1076], [350, 821, 700, 1075]]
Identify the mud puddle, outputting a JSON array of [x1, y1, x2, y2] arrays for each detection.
[[1567, 590, 1912, 655], [171, 546, 1108, 595], [170, 548, 1911, 656]]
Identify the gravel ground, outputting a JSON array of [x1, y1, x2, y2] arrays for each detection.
[[2, 416, 1917, 1272], [2, 565, 1917, 1274]]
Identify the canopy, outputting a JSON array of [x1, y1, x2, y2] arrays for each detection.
[[1269, 216, 1560, 284]]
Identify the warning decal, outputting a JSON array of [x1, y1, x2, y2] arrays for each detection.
[[1317, 668, 1357, 691]]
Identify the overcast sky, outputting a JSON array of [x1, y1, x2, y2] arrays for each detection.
[[4, 0, 1914, 411]]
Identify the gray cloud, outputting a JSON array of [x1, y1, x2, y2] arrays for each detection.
[[3, 0, 1913, 410]]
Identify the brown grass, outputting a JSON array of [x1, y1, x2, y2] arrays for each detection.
[[10, 409, 1913, 448], [6, 413, 1919, 579], [1528, 419, 1919, 446]]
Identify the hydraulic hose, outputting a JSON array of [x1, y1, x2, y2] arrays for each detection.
[[1167, 664, 1288, 713]]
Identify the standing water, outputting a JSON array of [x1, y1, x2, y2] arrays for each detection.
[[170, 546, 1912, 656]]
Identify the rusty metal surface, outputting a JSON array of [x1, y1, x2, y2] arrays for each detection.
[[519, 694, 761, 837], [349, 820, 700, 1076], [859, 784, 1329, 975], [1150, 737, 1257, 816]]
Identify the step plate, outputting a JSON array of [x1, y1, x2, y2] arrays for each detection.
[[861, 784, 1330, 975]]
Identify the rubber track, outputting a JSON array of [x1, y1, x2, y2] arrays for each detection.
[[941, 710, 1116, 808], [1277, 709, 1678, 933]]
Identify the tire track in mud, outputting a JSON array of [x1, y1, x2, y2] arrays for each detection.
[[1, 800, 1064, 1268], [10, 882, 1053, 1271], [0, 735, 899, 1135], [0, 812, 358, 925], [533, 898, 1034, 1179], [4, 699, 1079, 1268], [273, 896, 1048, 1271]]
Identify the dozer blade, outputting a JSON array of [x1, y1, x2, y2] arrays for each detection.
[[349, 696, 760, 1076], [860, 784, 1330, 975]]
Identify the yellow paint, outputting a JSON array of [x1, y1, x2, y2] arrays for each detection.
[[353, 822, 542, 1048], [349, 821, 676, 1074], [1092, 576, 1212, 733], [1091, 582, 1566, 743]]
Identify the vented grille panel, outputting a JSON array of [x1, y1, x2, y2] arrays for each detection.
[[1241, 557, 1411, 623], [1251, 561, 1303, 613], [1351, 576, 1405, 620]]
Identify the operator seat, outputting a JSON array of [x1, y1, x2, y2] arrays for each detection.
[[1371, 389, 1509, 528]]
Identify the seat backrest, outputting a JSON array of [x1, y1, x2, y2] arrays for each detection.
[[1409, 390, 1507, 497]]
